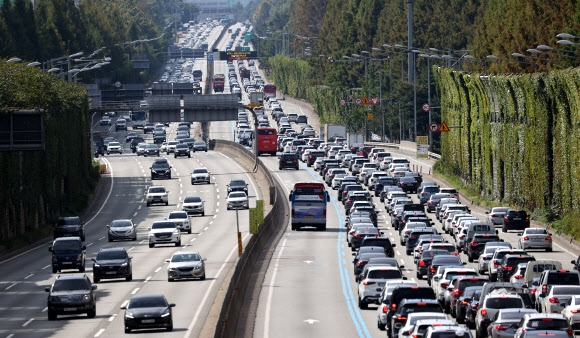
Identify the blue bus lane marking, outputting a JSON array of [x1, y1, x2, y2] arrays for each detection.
[[303, 165, 371, 338]]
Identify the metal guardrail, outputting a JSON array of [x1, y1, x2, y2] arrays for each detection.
[[364, 141, 442, 160]]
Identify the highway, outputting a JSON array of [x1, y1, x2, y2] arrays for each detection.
[[0, 23, 257, 338]]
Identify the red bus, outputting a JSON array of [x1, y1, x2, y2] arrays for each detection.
[[263, 84, 276, 99], [257, 127, 277, 156]]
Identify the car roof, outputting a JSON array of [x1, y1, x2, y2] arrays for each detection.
[[98, 247, 126, 252], [54, 273, 89, 280], [53, 236, 82, 242]]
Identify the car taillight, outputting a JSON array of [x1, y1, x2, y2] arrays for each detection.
[[363, 281, 376, 285], [382, 305, 389, 313], [567, 329, 574, 336], [494, 324, 510, 331], [514, 275, 524, 279], [471, 304, 479, 309], [490, 214, 496, 217], [549, 297, 559, 303], [523, 237, 530, 240], [429, 266, 435, 273], [482, 257, 488, 261], [503, 266, 513, 270], [542, 285, 548, 293], [419, 260, 426, 267], [470, 242, 478, 246], [526, 216, 530, 221], [355, 234, 360, 239], [440, 283, 449, 289], [494, 261, 499, 268], [481, 309, 487, 316], [531, 288, 537, 294], [453, 290, 461, 296], [396, 316, 407, 321], [546, 236, 551, 240], [357, 261, 366, 266], [428, 201, 433, 205], [571, 309, 580, 314], [391, 303, 397, 310]]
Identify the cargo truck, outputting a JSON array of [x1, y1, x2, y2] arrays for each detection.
[[319, 124, 347, 142]]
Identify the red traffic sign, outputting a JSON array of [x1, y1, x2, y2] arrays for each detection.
[[355, 98, 362, 105], [422, 103, 431, 112], [428, 122, 440, 132], [339, 99, 346, 106], [370, 97, 380, 105]]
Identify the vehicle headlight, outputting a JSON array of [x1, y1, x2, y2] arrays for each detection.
[[121, 262, 128, 266], [173, 229, 180, 234], [168, 267, 178, 271], [125, 311, 134, 319], [148, 233, 154, 237], [94, 263, 101, 267], [161, 308, 171, 317], [83, 294, 91, 301]]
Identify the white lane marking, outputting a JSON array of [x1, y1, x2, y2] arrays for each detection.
[[185, 233, 250, 337], [5, 283, 17, 290], [6, 334, 14, 338], [22, 318, 34, 327], [190, 238, 196, 242], [121, 300, 129, 308], [155, 267, 161, 273], [145, 277, 151, 283], [94, 328, 106, 337], [108, 314, 116, 322], [264, 237, 287, 338], [209, 221, 213, 225], [204, 227, 208, 231], [131, 288, 139, 295], [24, 274, 33, 279], [41, 307, 47, 312], [128, 247, 135, 252], [42, 265, 51, 270], [98, 236, 105, 240], [139, 240, 146, 244], [86, 243, 94, 247]]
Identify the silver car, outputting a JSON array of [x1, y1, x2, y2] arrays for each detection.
[[487, 207, 509, 226], [107, 219, 137, 242], [487, 308, 537, 338], [227, 191, 249, 210], [518, 227, 553, 251], [166, 211, 191, 234], [165, 250, 206, 281]]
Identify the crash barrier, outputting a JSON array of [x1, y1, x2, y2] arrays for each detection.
[[212, 140, 289, 338], [364, 141, 442, 160]]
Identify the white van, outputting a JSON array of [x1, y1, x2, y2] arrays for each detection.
[[523, 260, 562, 288]]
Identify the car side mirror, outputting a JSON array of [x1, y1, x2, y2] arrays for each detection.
[[92, 285, 98, 290], [352, 253, 356, 256], [462, 262, 467, 265], [148, 227, 151, 231], [48, 247, 52, 252], [120, 305, 127, 310], [391, 244, 397, 248], [149, 167, 152, 169], [169, 303, 176, 308], [203, 258, 207, 261], [539, 293, 546, 298], [82, 245, 87, 250], [91, 258, 96, 262]]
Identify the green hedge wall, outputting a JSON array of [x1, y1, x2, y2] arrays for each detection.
[[0, 64, 95, 241], [433, 67, 580, 216]]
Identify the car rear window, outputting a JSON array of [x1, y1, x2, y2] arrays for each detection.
[[402, 304, 442, 314], [527, 318, 570, 329], [368, 269, 403, 279], [484, 297, 523, 309], [552, 286, 580, 295]]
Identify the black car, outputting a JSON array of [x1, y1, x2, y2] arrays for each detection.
[[405, 228, 437, 255], [279, 152, 299, 170], [390, 299, 442, 338], [174, 143, 191, 158], [227, 179, 248, 193], [122, 294, 175, 333], [92, 247, 133, 283], [49, 237, 86, 273], [296, 115, 308, 123], [143, 123, 155, 133], [360, 237, 396, 258], [153, 130, 166, 144], [455, 286, 481, 324], [130, 137, 144, 153], [150, 158, 172, 179], [466, 233, 501, 262], [502, 209, 530, 232], [54, 216, 85, 241], [398, 176, 419, 193], [497, 254, 535, 281], [45, 274, 97, 320], [193, 140, 208, 152]]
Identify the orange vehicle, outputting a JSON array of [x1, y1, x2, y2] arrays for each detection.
[[213, 74, 225, 93], [256, 127, 277, 156]]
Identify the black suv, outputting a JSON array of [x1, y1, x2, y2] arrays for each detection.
[[130, 137, 144, 153], [502, 209, 530, 232], [150, 158, 172, 179], [45, 274, 97, 320], [278, 153, 299, 170], [465, 233, 502, 262], [227, 179, 248, 193], [54, 216, 86, 241], [497, 254, 535, 281], [306, 150, 326, 167], [92, 247, 133, 283], [390, 299, 442, 338], [174, 143, 191, 158], [49, 237, 86, 273], [360, 237, 396, 257]]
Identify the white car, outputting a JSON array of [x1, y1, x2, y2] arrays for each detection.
[[226, 191, 249, 210], [397, 313, 448, 338], [146, 186, 169, 206], [166, 141, 179, 153], [561, 295, 580, 330], [509, 263, 528, 286], [166, 211, 191, 234], [358, 266, 404, 309], [182, 196, 204, 216], [540, 285, 580, 314], [165, 250, 206, 281], [135, 142, 148, 156], [106, 141, 123, 154], [191, 167, 211, 185], [147, 220, 181, 248]]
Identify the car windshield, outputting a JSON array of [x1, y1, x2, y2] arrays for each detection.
[[53, 240, 82, 251], [151, 163, 169, 169], [176, 144, 188, 149], [110, 220, 132, 228], [184, 196, 202, 203], [527, 319, 570, 329], [146, 144, 158, 149], [168, 212, 187, 219], [108, 142, 120, 147], [230, 180, 245, 187], [149, 187, 166, 193], [193, 169, 208, 174], [52, 279, 90, 292], [97, 250, 128, 260], [229, 192, 247, 199], [152, 222, 176, 229], [368, 269, 402, 279], [194, 141, 206, 146], [128, 296, 168, 308], [171, 253, 201, 262]]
